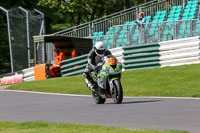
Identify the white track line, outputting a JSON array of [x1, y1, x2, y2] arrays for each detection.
[[0, 90, 200, 100], [0, 90, 91, 97]]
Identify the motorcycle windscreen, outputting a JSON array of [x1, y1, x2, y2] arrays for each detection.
[[106, 57, 117, 66]]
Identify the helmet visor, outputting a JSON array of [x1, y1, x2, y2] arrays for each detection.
[[96, 49, 105, 55]]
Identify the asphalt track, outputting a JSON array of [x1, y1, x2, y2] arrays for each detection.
[[0, 90, 200, 133]]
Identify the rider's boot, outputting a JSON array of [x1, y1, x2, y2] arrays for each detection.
[[83, 72, 95, 91]]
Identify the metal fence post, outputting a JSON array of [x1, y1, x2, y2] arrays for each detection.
[[0, 6, 14, 72], [19, 7, 31, 68], [113, 26, 116, 48], [183, 0, 186, 8], [89, 23, 92, 37], [91, 21, 94, 37], [174, 22, 177, 39], [127, 25, 130, 45], [158, 23, 161, 42], [190, 19, 193, 37], [34, 9, 45, 35]]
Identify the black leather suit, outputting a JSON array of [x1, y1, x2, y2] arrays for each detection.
[[83, 48, 112, 81]]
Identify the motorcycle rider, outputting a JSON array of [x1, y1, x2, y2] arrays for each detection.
[[83, 41, 112, 91]]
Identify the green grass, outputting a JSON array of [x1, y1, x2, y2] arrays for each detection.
[[6, 64, 200, 97], [0, 122, 189, 133]]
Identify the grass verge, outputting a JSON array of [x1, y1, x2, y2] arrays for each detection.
[[0, 122, 189, 133], [5, 64, 200, 97]]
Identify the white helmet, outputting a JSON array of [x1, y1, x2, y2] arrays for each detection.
[[94, 41, 106, 57]]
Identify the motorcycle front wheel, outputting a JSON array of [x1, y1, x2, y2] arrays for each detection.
[[112, 79, 123, 104], [92, 91, 106, 104]]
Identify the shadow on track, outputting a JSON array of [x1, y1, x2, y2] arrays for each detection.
[[121, 100, 162, 104], [103, 100, 162, 104]]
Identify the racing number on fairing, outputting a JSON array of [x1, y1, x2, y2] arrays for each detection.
[[107, 58, 116, 65]]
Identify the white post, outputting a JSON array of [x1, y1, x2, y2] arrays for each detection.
[[19, 6, 30, 68], [0, 6, 14, 72], [34, 9, 45, 35], [34, 9, 46, 64]]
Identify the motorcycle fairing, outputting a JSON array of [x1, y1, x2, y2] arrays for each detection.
[[102, 62, 122, 75], [97, 71, 108, 89]]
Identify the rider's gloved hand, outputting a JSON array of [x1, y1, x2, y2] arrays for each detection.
[[97, 62, 104, 67], [92, 65, 99, 72], [94, 66, 99, 71], [91, 65, 96, 71]]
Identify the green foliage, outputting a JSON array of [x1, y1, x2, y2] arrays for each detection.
[[0, 122, 189, 133], [0, 12, 11, 74], [6, 64, 200, 98], [37, 0, 148, 26], [51, 23, 72, 32]]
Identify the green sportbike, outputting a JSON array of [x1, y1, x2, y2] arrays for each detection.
[[90, 55, 123, 104]]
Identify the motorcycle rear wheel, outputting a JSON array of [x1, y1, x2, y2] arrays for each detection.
[[112, 79, 123, 104], [92, 91, 106, 104]]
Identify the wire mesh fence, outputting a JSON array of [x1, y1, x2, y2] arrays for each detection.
[[8, 8, 28, 71], [0, 7, 44, 72]]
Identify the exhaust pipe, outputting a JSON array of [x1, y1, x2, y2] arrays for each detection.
[[84, 79, 95, 91]]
